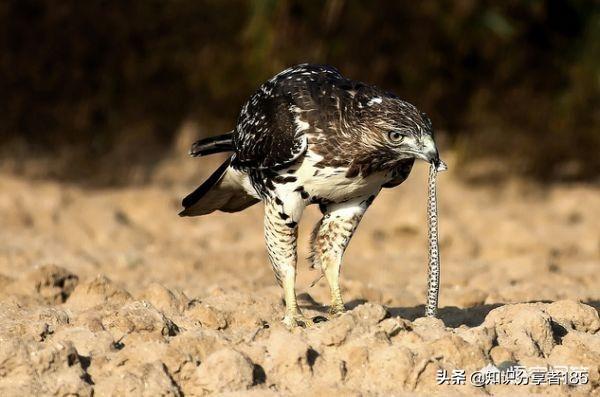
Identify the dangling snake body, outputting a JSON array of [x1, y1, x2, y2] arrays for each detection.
[[425, 161, 446, 317]]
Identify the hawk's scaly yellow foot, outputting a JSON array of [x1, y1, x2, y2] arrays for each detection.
[[282, 311, 314, 328], [329, 301, 346, 317]]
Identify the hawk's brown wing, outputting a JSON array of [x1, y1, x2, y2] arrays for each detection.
[[232, 64, 344, 170]]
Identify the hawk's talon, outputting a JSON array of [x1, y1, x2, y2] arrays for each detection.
[[328, 303, 346, 317], [282, 313, 314, 329]]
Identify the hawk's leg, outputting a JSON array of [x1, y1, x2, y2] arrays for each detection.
[[310, 196, 373, 316], [264, 195, 310, 328]]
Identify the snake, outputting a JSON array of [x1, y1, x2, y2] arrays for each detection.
[[425, 160, 446, 318]]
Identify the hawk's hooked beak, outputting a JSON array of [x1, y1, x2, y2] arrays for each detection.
[[426, 150, 448, 172], [419, 135, 448, 172]]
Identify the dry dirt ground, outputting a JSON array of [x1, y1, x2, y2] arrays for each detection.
[[0, 150, 598, 396]]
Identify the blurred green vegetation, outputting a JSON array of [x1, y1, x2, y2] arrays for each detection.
[[0, 0, 598, 182]]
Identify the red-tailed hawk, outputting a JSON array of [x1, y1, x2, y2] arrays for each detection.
[[180, 64, 444, 328]]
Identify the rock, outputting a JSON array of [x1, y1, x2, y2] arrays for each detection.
[[103, 300, 179, 340], [31, 341, 92, 396], [138, 283, 189, 317], [560, 330, 600, 356], [50, 326, 115, 357], [28, 307, 71, 342], [350, 302, 389, 326], [312, 314, 355, 346], [548, 333, 600, 391], [159, 345, 196, 388], [454, 324, 497, 354], [158, 330, 232, 393], [94, 361, 181, 396], [484, 304, 555, 359], [427, 334, 488, 371], [11, 264, 78, 304], [190, 348, 254, 394], [340, 343, 369, 380], [65, 275, 132, 311], [309, 354, 347, 387], [186, 301, 228, 330], [377, 317, 410, 338], [489, 346, 515, 366], [361, 345, 414, 392], [546, 300, 600, 333], [0, 340, 36, 393], [411, 316, 448, 341], [264, 330, 314, 388], [0, 300, 70, 342], [72, 311, 106, 332], [0, 340, 92, 396], [169, 329, 227, 363]]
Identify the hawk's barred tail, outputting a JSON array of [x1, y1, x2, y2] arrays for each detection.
[[189, 132, 234, 157], [180, 156, 232, 216], [179, 155, 260, 217]]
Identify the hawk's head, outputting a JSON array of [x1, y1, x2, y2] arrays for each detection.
[[353, 92, 446, 171]]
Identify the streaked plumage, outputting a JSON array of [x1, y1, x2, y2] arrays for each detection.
[[180, 64, 443, 327]]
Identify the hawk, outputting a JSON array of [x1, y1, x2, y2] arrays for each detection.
[[180, 64, 444, 328]]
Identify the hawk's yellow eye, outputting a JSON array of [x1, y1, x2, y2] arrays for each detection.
[[388, 131, 405, 143]]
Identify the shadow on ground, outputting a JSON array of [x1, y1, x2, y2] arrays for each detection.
[[301, 295, 600, 329]]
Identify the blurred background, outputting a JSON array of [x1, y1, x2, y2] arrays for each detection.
[[0, 0, 598, 184]]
